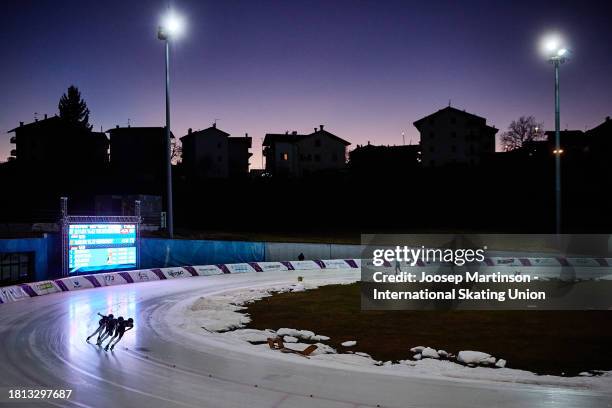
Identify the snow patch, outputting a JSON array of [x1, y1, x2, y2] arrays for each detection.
[[457, 351, 495, 366], [421, 347, 440, 359], [277, 328, 329, 341], [152, 271, 612, 391], [223, 329, 276, 343], [341, 340, 356, 347]]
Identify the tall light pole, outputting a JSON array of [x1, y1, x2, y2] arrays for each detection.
[[158, 11, 185, 238], [541, 34, 569, 235]]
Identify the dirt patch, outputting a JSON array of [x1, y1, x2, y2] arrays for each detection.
[[244, 283, 612, 376]]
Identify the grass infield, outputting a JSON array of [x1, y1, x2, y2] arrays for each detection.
[[244, 282, 612, 376]]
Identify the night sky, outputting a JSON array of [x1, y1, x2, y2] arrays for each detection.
[[2, 0, 611, 168]]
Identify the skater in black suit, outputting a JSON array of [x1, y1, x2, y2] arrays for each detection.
[[86, 313, 113, 343], [105, 317, 134, 351], [97, 315, 118, 346]]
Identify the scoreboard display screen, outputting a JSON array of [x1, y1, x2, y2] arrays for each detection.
[[68, 223, 137, 274]]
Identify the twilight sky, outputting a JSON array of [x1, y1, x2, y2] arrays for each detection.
[[1, 0, 611, 168]]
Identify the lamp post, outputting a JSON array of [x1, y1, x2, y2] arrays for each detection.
[[541, 34, 569, 235], [158, 11, 184, 238]]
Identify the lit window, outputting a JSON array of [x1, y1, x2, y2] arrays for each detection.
[[282, 153, 288, 161]]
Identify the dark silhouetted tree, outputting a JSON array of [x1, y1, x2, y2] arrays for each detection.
[[501, 116, 545, 151], [58, 85, 91, 129]]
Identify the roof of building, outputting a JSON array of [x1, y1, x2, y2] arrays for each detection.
[[413, 106, 497, 132], [8, 115, 62, 133], [263, 127, 350, 147], [180, 124, 230, 141], [9, 117, 108, 145], [587, 116, 612, 135]]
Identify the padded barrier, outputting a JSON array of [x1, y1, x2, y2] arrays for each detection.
[[0, 259, 361, 304], [3, 256, 610, 305]]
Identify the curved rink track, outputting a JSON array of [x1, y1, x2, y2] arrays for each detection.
[[1, 269, 611, 408]]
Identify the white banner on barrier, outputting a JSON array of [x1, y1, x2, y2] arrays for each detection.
[[225, 263, 257, 274], [192, 265, 225, 276], [254, 262, 288, 272], [526, 258, 562, 266], [61, 276, 97, 291], [159, 267, 190, 279], [127, 269, 161, 283], [321, 259, 351, 269], [99, 273, 126, 286], [488, 258, 523, 267], [566, 258, 601, 267], [0, 286, 28, 302], [289, 260, 321, 270], [30, 281, 62, 296]]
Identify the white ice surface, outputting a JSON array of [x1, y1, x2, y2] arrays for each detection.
[[1, 268, 611, 408]]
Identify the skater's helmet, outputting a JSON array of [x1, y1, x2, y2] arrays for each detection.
[[118, 316, 124, 322], [127, 318, 133, 323], [108, 314, 114, 319]]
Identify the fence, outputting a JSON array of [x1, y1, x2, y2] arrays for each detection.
[[0, 235, 360, 283]]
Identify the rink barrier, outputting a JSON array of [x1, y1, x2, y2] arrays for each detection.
[[361, 257, 612, 269], [2, 256, 611, 305], [0, 259, 361, 305]]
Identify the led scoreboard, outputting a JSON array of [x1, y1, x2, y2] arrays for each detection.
[[68, 223, 138, 274]]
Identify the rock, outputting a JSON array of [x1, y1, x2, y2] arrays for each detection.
[[341, 340, 356, 347], [410, 346, 425, 353], [437, 350, 449, 358], [413, 353, 422, 360]]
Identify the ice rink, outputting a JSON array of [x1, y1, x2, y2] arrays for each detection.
[[1, 268, 611, 408]]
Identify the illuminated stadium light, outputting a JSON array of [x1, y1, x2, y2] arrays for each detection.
[[158, 10, 185, 40], [540, 32, 571, 235], [157, 9, 187, 238], [540, 33, 570, 62]]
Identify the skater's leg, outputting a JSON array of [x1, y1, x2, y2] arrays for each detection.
[[104, 334, 118, 350], [109, 333, 124, 350], [87, 325, 104, 341], [98, 331, 111, 344]]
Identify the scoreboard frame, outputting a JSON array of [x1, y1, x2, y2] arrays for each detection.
[[60, 199, 142, 276]]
